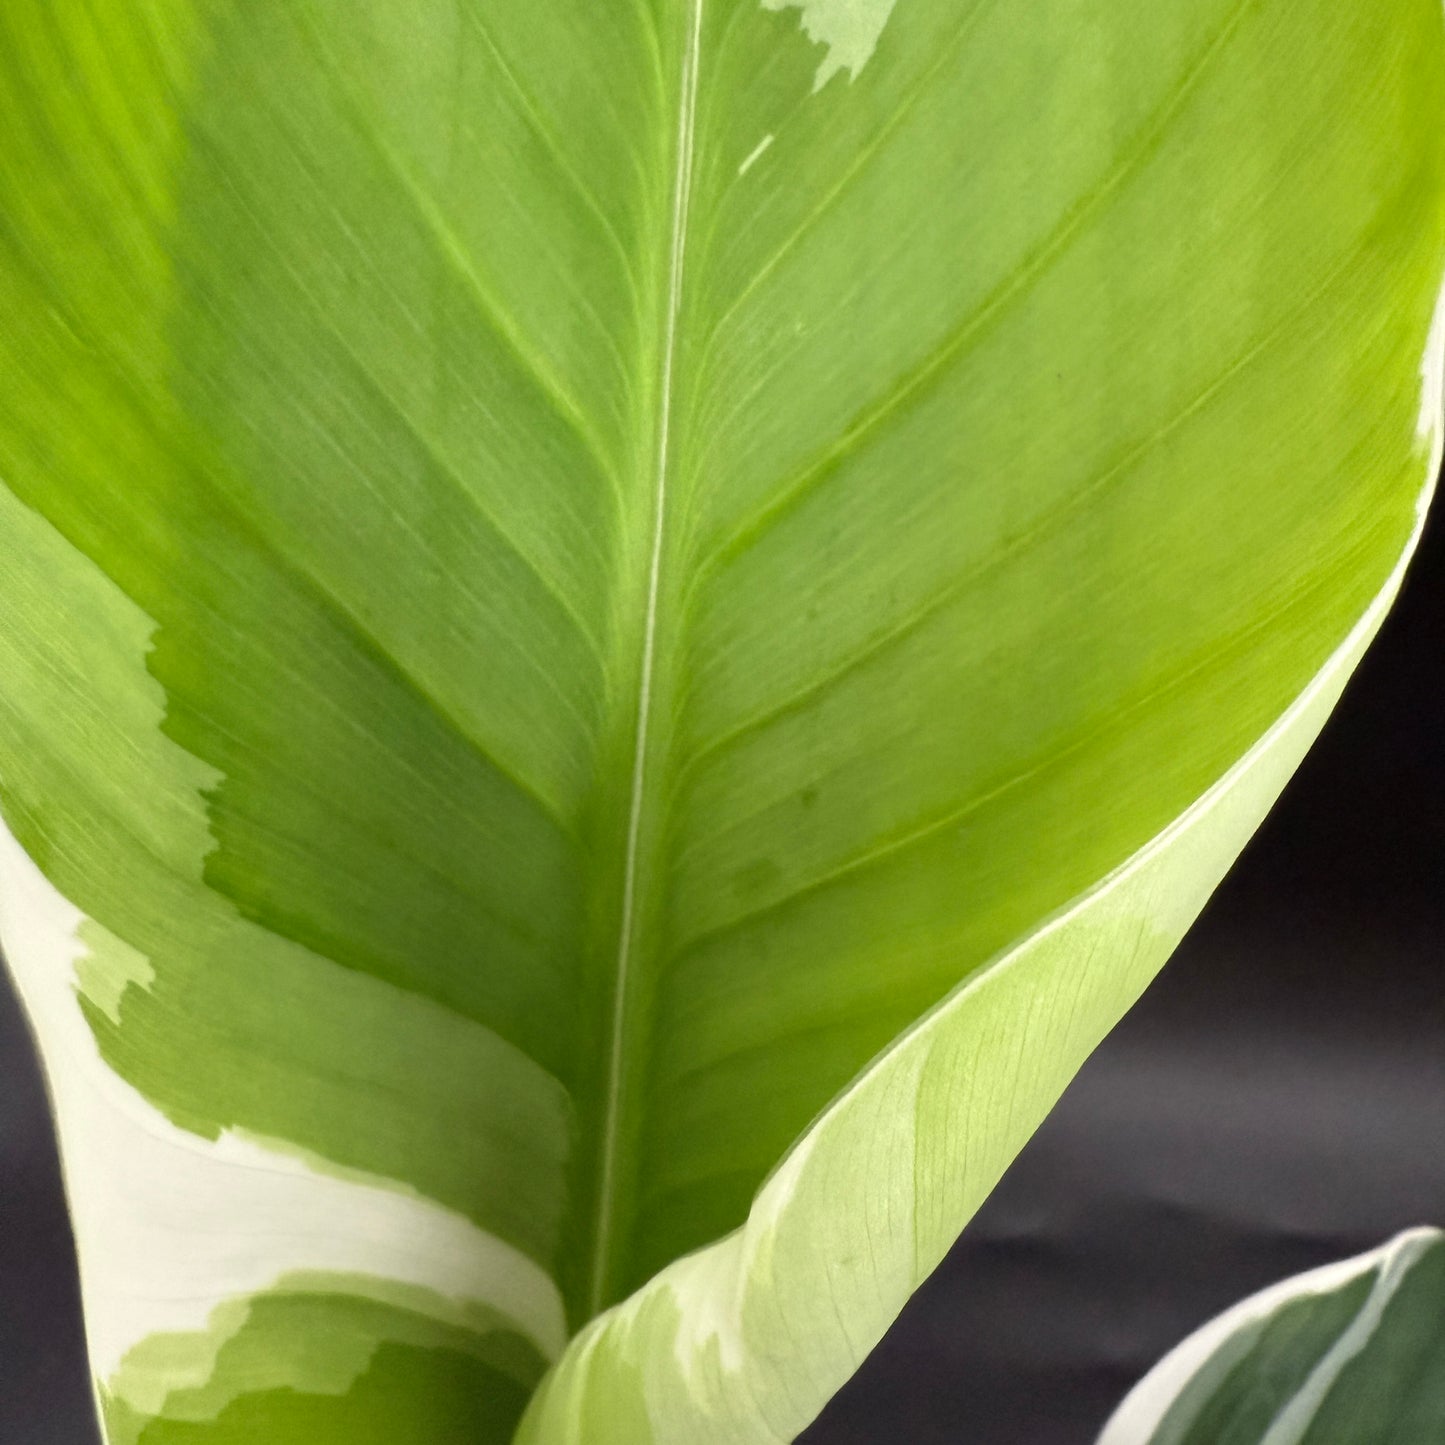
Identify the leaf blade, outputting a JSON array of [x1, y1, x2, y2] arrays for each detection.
[[0, 0, 1442, 1439]]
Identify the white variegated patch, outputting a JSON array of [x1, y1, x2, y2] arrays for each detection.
[[761, 0, 900, 90], [0, 823, 567, 1395]]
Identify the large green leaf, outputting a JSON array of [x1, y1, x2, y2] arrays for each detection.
[[1099, 1228, 1445, 1444], [0, 1, 1441, 1440]]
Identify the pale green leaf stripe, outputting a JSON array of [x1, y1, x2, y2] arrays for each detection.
[[1098, 1228, 1445, 1445], [515, 451, 1439, 1442], [98, 1277, 550, 1445]]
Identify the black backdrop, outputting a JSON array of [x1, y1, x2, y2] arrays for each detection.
[[2, 477, 1441, 1444]]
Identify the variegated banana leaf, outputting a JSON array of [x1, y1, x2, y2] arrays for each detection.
[[0, 1, 1442, 1441]]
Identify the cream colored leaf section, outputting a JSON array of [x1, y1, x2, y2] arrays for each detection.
[[0, 822, 567, 1403], [761, 0, 900, 89]]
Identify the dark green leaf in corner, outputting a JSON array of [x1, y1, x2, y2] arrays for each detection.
[[1100, 1228, 1445, 1445]]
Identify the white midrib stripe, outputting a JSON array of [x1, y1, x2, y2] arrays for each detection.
[[1258, 1231, 1436, 1445], [588, 0, 706, 1318]]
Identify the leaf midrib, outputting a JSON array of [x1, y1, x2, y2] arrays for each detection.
[[585, 0, 706, 1320]]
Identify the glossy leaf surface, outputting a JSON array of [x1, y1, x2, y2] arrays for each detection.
[[0, 0, 1442, 1440], [1100, 1228, 1445, 1445]]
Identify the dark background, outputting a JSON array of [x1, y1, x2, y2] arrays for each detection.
[[2, 487, 1441, 1443]]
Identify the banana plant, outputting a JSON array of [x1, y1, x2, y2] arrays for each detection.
[[1101, 1228, 1445, 1443], [0, 1, 1442, 1441]]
